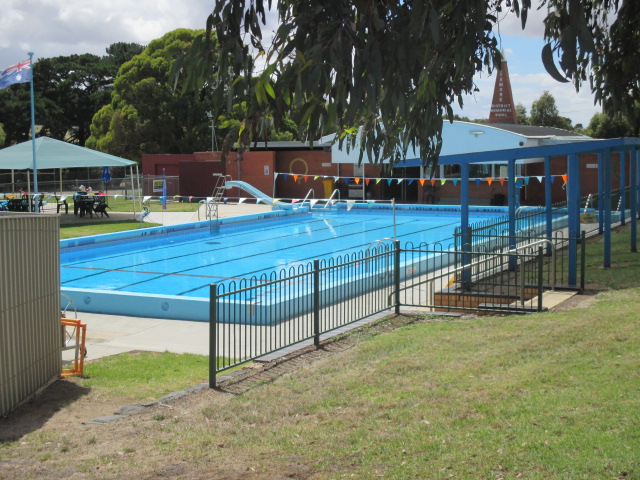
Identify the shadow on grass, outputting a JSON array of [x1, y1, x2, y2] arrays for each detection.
[[0, 380, 90, 443]]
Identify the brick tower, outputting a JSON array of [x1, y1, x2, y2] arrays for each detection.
[[488, 59, 518, 124]]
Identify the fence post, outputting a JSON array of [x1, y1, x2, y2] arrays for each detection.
[[580, 231, 586, 292], [462, 227, 472, 291], [313, 259, 320, 346], [209, 283, 217, 389], [394, 240, 401, 314], [537, 247, 544, 312]]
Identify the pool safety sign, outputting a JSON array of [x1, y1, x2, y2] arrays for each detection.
[[153, 180, 163, 192]]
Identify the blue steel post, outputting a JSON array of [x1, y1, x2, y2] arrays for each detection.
[[209, 284, 217, 388], [603, 149, 612, 267], [620, 151, 626, 225], [544, 156, 552, 255], [631, 148, 637, 252], [567, 152, 580, 286], [28, 52, 39, 211], [313, 259, 320, 346], [508, 159, 517, 270], [394, 240, 401, 314], [598, 152, 603, 234], [460, 163, 471, 287]]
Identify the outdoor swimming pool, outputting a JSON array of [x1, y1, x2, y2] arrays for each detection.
[[61, 204, 508, 320]]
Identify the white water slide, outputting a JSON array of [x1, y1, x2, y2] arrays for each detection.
[[225, 180, 298, 210]]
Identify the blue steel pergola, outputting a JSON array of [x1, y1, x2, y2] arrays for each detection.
[[408, 138, 640, 287]]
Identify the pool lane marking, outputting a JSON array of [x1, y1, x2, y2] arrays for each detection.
[[60, 215, 417, 283], [61, 217, 461, 292], [61, 265, 260, 282], [112, 218, 462, 295], [61, 215, 462, 292]]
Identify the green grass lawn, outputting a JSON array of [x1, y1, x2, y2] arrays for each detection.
[[107, 196, 201, 213], [59, 220, 160, 239]]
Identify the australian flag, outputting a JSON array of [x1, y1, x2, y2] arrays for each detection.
[[0, 59, 31, 90]]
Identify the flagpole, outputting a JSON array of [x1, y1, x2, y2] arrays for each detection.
[[28, 51, 39, 212]]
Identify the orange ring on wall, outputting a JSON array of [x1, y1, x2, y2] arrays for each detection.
[[289, 157, 309, 176]]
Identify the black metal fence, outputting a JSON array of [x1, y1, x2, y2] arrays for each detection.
[[209, 233, 585, 386]]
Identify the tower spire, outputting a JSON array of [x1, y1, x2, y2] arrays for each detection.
[[488, 59, 518, 124]]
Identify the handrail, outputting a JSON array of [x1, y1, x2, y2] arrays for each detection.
[[365, 238, 395, 275], [298, 188, 315, 209], [436, 238, 555, 303], [323, 189, 341, 209]]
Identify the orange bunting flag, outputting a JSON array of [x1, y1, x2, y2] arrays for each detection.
[[487, 177, 493, 185], [354, 177, 361, 184], [499, 178, 505, 186], [419, 179, 425, 186], [366, 178, 371, 186], [430, 178, 436, 187], [293, 174, 299, 182], [304, 175, 309, 182], [562, 174, 568, 184]]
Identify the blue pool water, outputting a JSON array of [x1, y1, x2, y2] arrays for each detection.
[[60, 205, 508, 320]]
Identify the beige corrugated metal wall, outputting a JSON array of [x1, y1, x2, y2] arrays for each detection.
[[0, 213, 61, 417]]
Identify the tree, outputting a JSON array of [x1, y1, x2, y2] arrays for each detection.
[[176, 0, 634, 167], [515, 103, 528, 125], [0, 44, 143, 146], [585, 112, 633, 139], [87, 29, 214, 161], [529, 91, 572, 130], [0, 124, 6, 147]]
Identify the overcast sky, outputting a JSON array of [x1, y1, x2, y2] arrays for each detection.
[[0, 1, 601, 127]]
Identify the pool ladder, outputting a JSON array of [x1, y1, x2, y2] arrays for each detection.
[[200, 174, 232, 221]]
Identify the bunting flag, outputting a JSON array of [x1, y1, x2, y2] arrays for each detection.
[[173, 195, 181, 200], [272, 198, 281, 205], [524, 177, 530, 185], [113, 195, 120, 200], [430, 178, 436, 187], [346, 200, 356, 211], [367, 200, 375, 208], [365, 178, 371, 186], [500, 178, 505, 186], [475, 178, 481, 186], [291, 199, 300, 204], [452, 179, 459, 186], [310, 199, 318, 207], [387, 178, 393, 186], [334, 176, 339, 182], [188, 196, 193, 202], [59, 195, 67, 201], [274, 172, 279, 179], [441, 179, 446, 186], [314, 175, 319, 180], [293, 174, 299, 182], [345, 177, 350, 184], [397, 178, 403, 184], [206, 197, 213, 204], [419, 179, 425, 186], [562, 174, 568, 184], [407, 179, 414, 185], [304, 175, 309, 182], [376, 178, 382, 184], [238, 197, 246, 204], [536, 176, 543, 183], [550, 176, 555, 183], [142, 196, 152, 203], [354, 177, 361, 184], [282, 174, 288, 180], [487, 177, 493, 185]]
